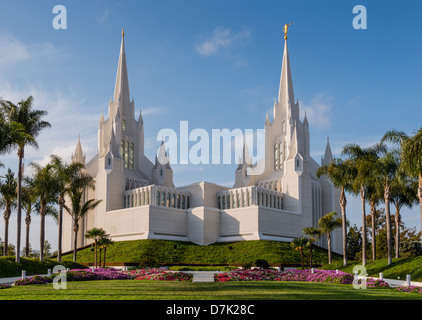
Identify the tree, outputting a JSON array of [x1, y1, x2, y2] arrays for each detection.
[[63, 169, 100, 262], [347, 225, 362, 260], [366, 183, 383, 260], [30, 162, 58, 262], [85, 228, 107, 268], [98, 235, 113, 268], [382, 127, 422, 243], [21, 176, 38, 257], [49, 154, 84, 262], [373, 148, 400, 265], [342, 143, 382, 265], [302, 226, 321, 268], [318, 211, 343, 264], [0, 96, 51, 263], [290, 236, 309, 269], [390, 173, 418, 258], [317, 158, 356, 266], [0, 169, 17, 256]]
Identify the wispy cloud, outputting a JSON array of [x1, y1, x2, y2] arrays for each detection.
[[141, 107, 165, 116], [195, 27, 250, 57], [0, 33, 58, 68], [301, 93, 334, 129]]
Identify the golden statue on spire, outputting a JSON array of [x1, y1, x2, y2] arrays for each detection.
[[122, 28, 125, 38], [283, 22, 294, 39]]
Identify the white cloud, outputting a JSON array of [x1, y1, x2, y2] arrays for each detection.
[[0, 33, 58, 68], [195, 27, 250, 57], [301, 93, 334, 129]]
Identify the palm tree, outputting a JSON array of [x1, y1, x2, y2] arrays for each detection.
[[317, 158, 356, 266], [290, 236, 309, 269], [85, 228, 107, 268], [390, 173, 418, 258], [1, 96, 51, 263], [302, 227, 321, 268], [0, 169, 17, 256], [373, 149, 400, 265], [366, 183, 383, 261], [21, 176, 38, 257], [49, 154, 84, 262], [318, 211, 343, 264], [64, 169, 100, 262], [30, 162, 58, 262], [382, 127, 422, 243], [342, 143, 382, 265], [99, 235, 113, 268]]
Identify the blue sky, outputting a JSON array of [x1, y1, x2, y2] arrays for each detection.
[[0, 0, 421, 251]]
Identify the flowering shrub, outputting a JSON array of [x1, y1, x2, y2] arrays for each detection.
[[0, 284, 11, 289], [127, 268, 192, 282], [365, 278, 390, 288], [13, 268, 131, 286], [395, 285, 422, 295], [215, 269, 355, 285]]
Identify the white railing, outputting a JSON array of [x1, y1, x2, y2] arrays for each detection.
[[124, 185, 191, 210], [217, 185, 283, 210]]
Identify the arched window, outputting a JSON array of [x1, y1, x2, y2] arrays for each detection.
[[122, 119, 126, 132], [125, 141, 129, 168], [120, 140, 124, 159], [130, 142, 134, 169], [156, 191, 160, 206]]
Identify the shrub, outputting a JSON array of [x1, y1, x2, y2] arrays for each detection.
[[255, 259, 270, 269], [242, 261, 253, 269]]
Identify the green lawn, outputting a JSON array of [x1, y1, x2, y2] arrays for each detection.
[[0, 280, 421, 300]]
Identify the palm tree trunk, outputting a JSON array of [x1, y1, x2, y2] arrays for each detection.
[[73, 221, 79, 262], [16, 148, 23, 263], [384, 185, 392, 265], [99, 247, 102, 269], [395, 204, 401, 259], [339, 187, 348, 266], [103, 248, 107, 268], [360, 186, 367, 266], [57, 196, 64, 262], [3, 210, 10, 256], [309, 244, 313, 268], [25, 212, 31, 257], [94, 240, 98, 268], [40, 209, 46, 262], [370, 202, 376, 260], [419, 174, 422, 243], [327, 232, 332, 264], [300, 248, 304, 269]]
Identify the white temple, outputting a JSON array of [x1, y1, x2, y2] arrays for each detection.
[[62, 29, 343, 254]]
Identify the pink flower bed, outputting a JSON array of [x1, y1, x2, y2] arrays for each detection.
[[126, 268, 192, 282], [216, 269, 357, 285]]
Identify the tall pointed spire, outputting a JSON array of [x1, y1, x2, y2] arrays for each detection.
[[278, 38, 295, 106], [113, 28, 130, 104], [322, 136, 333, 165], [72, 134, 86, 165]]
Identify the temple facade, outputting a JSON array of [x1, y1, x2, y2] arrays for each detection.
[[62, 30, 343, 254]]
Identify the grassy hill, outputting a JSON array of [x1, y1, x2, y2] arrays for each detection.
[[61, 239, 342, 266], [320, 256, 422, 282], [0, 257, 85, 278]]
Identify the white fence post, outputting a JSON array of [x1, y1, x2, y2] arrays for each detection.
[[21, 270, 26, 280], [406, 275, 411, 287], [47, 269, 51, 277], [379, 272, 383, 280]]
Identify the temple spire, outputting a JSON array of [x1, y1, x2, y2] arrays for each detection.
[[278, 38, 295, 106], [113, 29, 130, 104]]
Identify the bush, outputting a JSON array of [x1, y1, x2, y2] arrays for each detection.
[[138, 255, 160, 269], [255, 259, 270, 269]]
